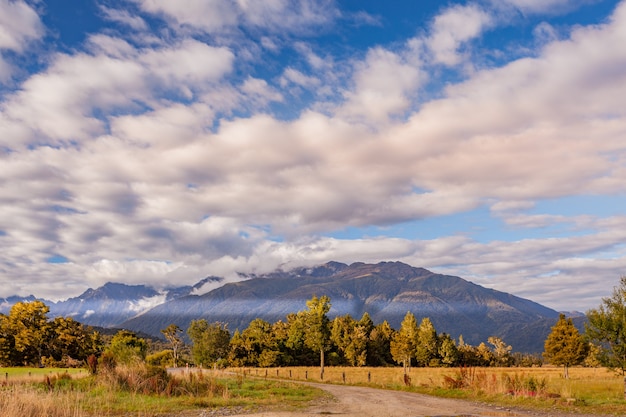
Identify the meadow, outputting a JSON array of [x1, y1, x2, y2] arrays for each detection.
[[0, 366, 324, 417], [1, 365, 625, 416], [243, 365, 626, 415]]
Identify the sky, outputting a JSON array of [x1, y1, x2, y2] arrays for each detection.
[[1, 0, 625, 312]]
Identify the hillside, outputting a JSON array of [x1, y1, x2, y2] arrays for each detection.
[[122, 261, 560, 352]]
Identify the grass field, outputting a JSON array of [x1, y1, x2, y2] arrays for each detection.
[[1, 365, 625, 416], [241, 365, 626, 415], [0, 367, 85, 383], [0, 367, 325, 417]]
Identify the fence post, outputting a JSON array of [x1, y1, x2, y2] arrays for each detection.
[[368, 371, 371, 383], [342, 372, 345, 383], [305, 370, 308, 380]]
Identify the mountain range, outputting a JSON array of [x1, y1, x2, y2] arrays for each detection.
[[1, 261, 577, 353]]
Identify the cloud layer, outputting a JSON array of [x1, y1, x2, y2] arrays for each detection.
[[0, 0, 625, 311]]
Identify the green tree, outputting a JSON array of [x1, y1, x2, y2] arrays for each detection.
[[390, 311, 418, 374], [161, 324, 184, 367], [285, 312, 316, 366], [236, 318, 281, 367], [368, 320, 395, 366], [586, 276, 626, 400], [187, 320, 230, 368], [106, 330, 148, 365], [544, 314, 588, 378], [302, 295, 331, 378], [415, 317, 439, 366]]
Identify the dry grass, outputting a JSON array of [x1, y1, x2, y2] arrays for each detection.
[[0, 366, 323, 417], [242, 366, 626, 414], [0, 384, 86, 417]]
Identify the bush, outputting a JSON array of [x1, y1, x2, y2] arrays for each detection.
[[147, 350, 174, 367]]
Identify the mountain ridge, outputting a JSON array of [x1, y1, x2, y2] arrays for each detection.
[[1, 261, 576, 353], [121, 261, 562, 352]]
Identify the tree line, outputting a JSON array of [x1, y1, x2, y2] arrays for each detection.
[[2, 277, 626, 382]]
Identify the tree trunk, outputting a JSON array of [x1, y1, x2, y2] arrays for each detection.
[[564, 364, 569, 379], [320, 349, 325, 380]]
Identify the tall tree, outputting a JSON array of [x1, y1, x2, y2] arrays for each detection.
[[187, 320, 230, 368], [9, 301, 51, 366], [544, 314, 588, 378], [415, 317, 439, 366], [302, 295, 331, 379], [586, 276, 626, 397], [161, 324, 184, 367], [238, 318, 281, 367], [367, 320, 395, 366], [390, 311, 418, 374]]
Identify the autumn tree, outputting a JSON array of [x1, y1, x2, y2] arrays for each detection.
[[187, 320, 230, 368], [544, 314, 588, 378], [488, 336, 513, 367], [415, 317, 439, 366], [390, 311, 418, 374], [161, 324, 184, 367], [9, 301, 51, 366], [302, 295, 331, 378], [438, 333, 459, 367], [331, 314, 356, 364], [0, 314, 17, 366], [48, 316, 101, 365]]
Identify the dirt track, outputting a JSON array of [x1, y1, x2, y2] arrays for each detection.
[[218, 382, 560, 417]]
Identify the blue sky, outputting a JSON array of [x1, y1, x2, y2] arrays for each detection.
[[1, 0, 625, 312]]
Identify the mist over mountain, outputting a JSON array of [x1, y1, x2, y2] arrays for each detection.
[[121, 261, 562, 353], [2, 262, 576, 352]]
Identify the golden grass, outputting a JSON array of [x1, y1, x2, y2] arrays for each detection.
[[241, 366, 626, 414], [0, 367, 324, 417]]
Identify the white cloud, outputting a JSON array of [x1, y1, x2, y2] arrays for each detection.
[[0, 0, 43, 51], [340, 47, 421, 123], [134, 0, 338, 34], [0, 0, 43, 82], [99, 5, 148, 31], [280, 67, 320, 89], [0, 37, 234, 147], [134, 0, 239, 33], [494, 0, 586, 15], [2, 0, 626, 314], [426, 4, 492, 66]]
